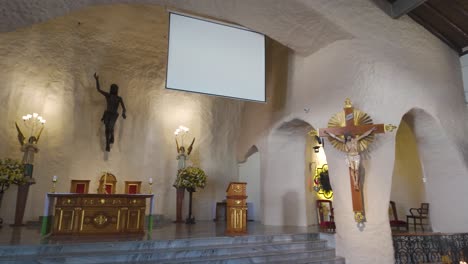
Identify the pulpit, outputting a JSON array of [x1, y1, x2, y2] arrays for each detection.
[[225, 182, 247, 235], [41, 193, 154, 236]]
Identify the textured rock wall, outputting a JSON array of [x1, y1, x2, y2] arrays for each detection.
[[238, 2, 467, 264], [1, 1, 468, 264], [0, 4, 243, 223]]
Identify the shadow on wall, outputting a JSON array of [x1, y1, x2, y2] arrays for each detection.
[[283, 191, 299, 226], [262, 118, 315, 226], [239, 145, 259, 164], [266, 38, 289, 111], [238, 146, 261, 221]]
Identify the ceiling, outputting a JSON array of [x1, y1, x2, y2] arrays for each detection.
[[375, 0, 468, 55]]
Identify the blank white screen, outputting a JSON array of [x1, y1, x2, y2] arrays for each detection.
[[166, 13, 265, 102]]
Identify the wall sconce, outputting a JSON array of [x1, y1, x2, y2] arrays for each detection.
[[313, 146, 321, 153]]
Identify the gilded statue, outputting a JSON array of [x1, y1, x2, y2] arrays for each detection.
[[325, 127, 376, 191], [15, 122, 43, 177]]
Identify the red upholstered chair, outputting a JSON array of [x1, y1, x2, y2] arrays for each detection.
[[125, 181, 141, 194], [70, 180, 90, 194], [389, 201, 407, 232], [317, 200, 336, 232]]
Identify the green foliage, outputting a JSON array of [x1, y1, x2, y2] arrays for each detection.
[[173, 167, 207, 190], [0, 158, 26, 187]]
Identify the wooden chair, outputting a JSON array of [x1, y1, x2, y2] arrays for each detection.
[[406, 203, 429, 232], [317, 200, 336, 232], [389, 201, 407, 232]]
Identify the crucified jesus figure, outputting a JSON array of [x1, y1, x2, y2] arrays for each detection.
[[325, 127, 376, 191]]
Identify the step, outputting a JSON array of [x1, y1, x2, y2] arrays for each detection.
[[1, 240, 327, 262], [0, 232, 343, 264], [6, 247, 336, 264], [148, 248, 337, 264], [0, 233, 319, 258]]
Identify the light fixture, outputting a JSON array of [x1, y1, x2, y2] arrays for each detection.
[[174, 125, 190, 146], [20, 112, 46, 139]]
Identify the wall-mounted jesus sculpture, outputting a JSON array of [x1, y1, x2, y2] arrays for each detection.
[[93, 73, 127, 152], [325, 127, 376, 191], [318, 98, 396, 224]]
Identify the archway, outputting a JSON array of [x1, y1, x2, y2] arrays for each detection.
[[390, 110, 427, 232], [261, 118, 329, 227], [391, 108, 468, 232]]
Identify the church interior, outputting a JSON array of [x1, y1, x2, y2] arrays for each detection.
[[0, 0, 468, 263]]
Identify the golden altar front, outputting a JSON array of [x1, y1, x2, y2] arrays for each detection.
[[45, 193, 154, 236]]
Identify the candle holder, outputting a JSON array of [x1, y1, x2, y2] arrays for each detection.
[[51, 179, 57, 193], [148, 181, 153, 194]]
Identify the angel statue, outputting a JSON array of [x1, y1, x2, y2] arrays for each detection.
[[15, 120, 44, 177], [176, 137, 195, 170]]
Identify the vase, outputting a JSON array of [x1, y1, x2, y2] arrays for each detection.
[[174, 187, 185, 223], [186, 188, 196, 224]]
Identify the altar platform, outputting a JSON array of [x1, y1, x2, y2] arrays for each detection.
[[0, 221, 319, 246], [0, 222, 346, 264]]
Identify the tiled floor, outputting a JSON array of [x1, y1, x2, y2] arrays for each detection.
[[0, 221, 319, 246]]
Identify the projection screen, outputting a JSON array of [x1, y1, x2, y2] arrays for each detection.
[[166, 13, 266, 102]]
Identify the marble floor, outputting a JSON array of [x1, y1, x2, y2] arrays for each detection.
[[0, 221, 320, 246]]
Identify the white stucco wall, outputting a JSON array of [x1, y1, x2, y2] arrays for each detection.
[[238, 151, 261, 221], [1, 1, 468, 264], [461, 54, 468, 102], [262, 119, 313, 227], [0, 5, 243, 223]]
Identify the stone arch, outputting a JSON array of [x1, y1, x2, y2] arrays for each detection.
[[239, 145, 259, 164], [261, 117, 317, 226], [390, 109, 428, 231], [393, 108, 468, 232]]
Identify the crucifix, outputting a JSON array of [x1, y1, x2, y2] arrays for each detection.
[[318, 98, 396, 223]]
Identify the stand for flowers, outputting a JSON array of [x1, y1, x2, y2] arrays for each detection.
[[174, 187, 185, 223], [186, 187, 196, 224], [174, 167, 206, 225]]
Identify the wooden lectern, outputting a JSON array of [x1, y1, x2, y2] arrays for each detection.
[[226, 182, 247, 235]]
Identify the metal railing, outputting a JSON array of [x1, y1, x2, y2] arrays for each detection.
[[393, 233, 468, 264]]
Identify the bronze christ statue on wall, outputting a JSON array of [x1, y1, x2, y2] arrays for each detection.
[[94, 73, 127, 152]]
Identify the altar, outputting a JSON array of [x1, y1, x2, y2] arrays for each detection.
[[41, 193, 154, 236]]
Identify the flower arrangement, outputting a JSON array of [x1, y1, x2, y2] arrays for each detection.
[[173, 166, 207, 191], [0, 158, 27, 190], [319, 169, 332, 192], [313, 164, 333, 199]]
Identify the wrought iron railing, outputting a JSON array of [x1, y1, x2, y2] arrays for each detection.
[[393, 233, 468, 264]]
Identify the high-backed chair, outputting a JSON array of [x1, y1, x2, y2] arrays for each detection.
[[317, 200, 336, 232], [389, 201, 407, 232], [70, 180, 90, 194], [407, 203, 429, 232], [124, 181, 142, 194]]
